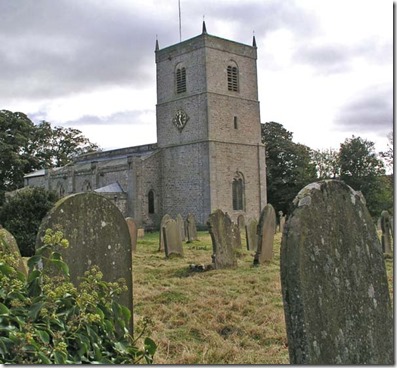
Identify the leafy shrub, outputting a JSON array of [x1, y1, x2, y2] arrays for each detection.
[[0, 187, 59, 256], [0, 229, 156, 364]]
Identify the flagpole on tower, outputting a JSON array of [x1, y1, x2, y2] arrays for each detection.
[[178, 0, 182, 42]]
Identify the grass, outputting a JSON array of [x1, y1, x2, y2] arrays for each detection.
[[133, 230, 394, 365], [133, 231, 288, 364]]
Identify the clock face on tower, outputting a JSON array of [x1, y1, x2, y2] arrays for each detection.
[[172, 109, 189, 132]]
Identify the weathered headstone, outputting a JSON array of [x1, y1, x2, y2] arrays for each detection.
[[278, 210, 286, 234], [237, 214, 246, 232], [380, 210, 392, 254], [281, 180, 393, 364], [163, 219, 183, 257], [0, 227, 28, 276], [125, 217, 138, 252], [245, 218, 258, 251], [137, 228, 145, 238], [253, 204, 276, 265], [159, 214, 172, 251], [176, 214, 186, 242], [36, 192, 133, 329], [207, 209, 237, 269], [186, 213, 198, 243], [232, 222, 242, 249]]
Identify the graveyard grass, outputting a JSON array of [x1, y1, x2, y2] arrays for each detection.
[[133, 231, 393, 365], [133, 231, 288, 364]]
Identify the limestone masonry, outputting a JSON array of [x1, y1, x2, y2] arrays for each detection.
[[24, 23, 267, 229]]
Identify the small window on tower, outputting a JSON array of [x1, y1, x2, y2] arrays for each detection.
[[234, 116, 238, 129], [227, 65, 239, 92], [176, 67, 186, 94]]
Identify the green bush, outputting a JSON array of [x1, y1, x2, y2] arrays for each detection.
[[0, 229, 156, 364], [0, 187, 59, 257]]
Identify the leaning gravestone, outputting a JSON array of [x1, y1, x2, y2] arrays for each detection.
[[186, 213, 198, 243], [159, 214, 172, 251], [237, 214, 246, 244], [163, 219, 183, 257], [0, 227, 28, 276], [253, 204, 276, 265], [245, 218, 258, 251], [380, 210, 392, 254], [281, 180, 393, 364], [207, 209, 237, 269], [36, 192, 133, 329], [125, 217, 138, 253], [176, 214, 186, 242]]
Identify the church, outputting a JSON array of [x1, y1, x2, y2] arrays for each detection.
[[24, 22, 267, 230]]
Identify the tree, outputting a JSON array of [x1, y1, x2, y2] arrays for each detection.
[[261, 122, 317, 215], [311, 148, 340, 179], [0, 110, 39, 201], [339, 135, 390, 217], [0, 110, 99, 204], [380, 131, 393, 171], [0, 187, 59, 256], [31, 121, 99, 168]]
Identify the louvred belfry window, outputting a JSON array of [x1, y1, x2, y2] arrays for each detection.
[[176, 67, 186, 94], [227, 65, 238, 92]]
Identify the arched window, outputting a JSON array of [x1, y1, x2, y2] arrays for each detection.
[[148, 190, 155, 214], [227, 63, 239, 92], [57, 182, 65, 197], [82, 180, 92, 192], [232, 172, 245, 211], [176, 65, 186, 94]]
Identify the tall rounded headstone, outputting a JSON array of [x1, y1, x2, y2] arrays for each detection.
[[253, 204, 276, 265], [159, 214, 172, 251], [281, 180, 393, 364], [380, 210, 392, 254], [36, 192, 133, 328], [125, 217, 138, 253]]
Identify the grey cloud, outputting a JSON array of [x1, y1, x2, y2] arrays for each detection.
[[293, 37, 392, 75], [63, 110, 152, 127], [335, 85, 393, 135], [0, 0, 169, 99]]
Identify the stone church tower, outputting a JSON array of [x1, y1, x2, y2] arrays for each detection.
[[24, 23, 266, 229], [156, 22, 267, 225]]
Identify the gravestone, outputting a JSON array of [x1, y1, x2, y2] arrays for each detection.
[[207, 209, 237, 269], [245, 218, 258, 251], [278, 210, 286, 234], [125, 217, 138, 252], [380, 210, 392, 254], [281, 180, 393, 364], [0, 227, 28, 276], [237, 214, 246, 232], [253, 204, 276, 265], [232, 222, 242, 249], [176, 214, 186, 242], [186, 213, 198, 243], [36, 192, 133, 329], [137, 228, 145, 238], [159, 214, 172, 251], [163, 219, 183, 257]]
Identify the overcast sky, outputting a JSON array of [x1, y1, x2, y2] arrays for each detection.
[[1, 0, 393, 155]]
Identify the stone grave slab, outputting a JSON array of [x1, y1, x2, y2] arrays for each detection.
[[0, 227, 28, 276], [36, 192, 133, 328], [159, 214, 171, 251], [207, 209, 237, 269], [245, 218, 258, 251], [125, 217, 138, 252], [163, 219, 183, 257], [280, 180, 393, 364], [253, 204, 276, 265]]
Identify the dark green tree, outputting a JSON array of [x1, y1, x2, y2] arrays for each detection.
[[339, 135, 391, 217], [0, 110, 39, 202], [31, 121, 99, 168], [261, 122, 317, 215], [311, 148, 340, 179], [0, 110, 99, 204], [0, 187, 59, 256]]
